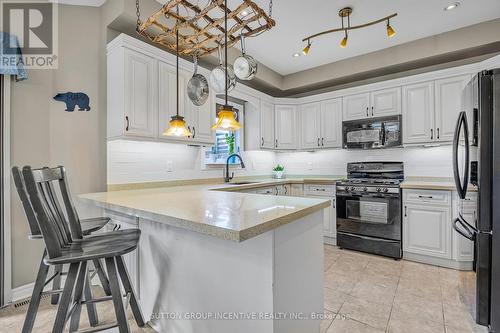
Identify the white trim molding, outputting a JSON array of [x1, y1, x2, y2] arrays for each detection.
[[2, 75, 12, 305]]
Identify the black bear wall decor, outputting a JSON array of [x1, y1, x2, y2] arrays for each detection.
[[53, 92, 91, 111]]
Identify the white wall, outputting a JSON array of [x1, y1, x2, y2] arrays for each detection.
[[276, 145, 454, 178], [108, 140, 277, 184]]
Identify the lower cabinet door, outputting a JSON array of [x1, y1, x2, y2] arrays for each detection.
[[453, 208, 475, 261], [403, 204, 451, 259]]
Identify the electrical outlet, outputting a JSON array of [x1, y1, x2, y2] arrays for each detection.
[[166, 161, 173, 172]]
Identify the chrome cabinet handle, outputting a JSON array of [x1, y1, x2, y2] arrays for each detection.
[[261, 137, 264, 146], [366, 107, 369, 117], [192, 126, 196, 139], [187, 126, 192, 138], [404, 206, 407, 217], [284, 186, 288, 195], [275, 139, 278, 148], [371, 106, 374, 117], [317, 138, 320, 146], [418, 195, 434, 199], [437, 128, 440, 140], [125, 116, 129, 131], [322, 138, 324, 146], [431, 129, 434, 140]]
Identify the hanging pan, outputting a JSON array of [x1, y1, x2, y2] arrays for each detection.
[[210, 45, 236, 93], [187, 55, 210, 106], [234, 34, 258, 80]]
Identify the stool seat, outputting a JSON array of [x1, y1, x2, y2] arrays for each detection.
[[45, 230, 140, 265], [81, 217, 111, 235]]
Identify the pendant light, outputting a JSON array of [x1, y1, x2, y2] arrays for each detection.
[[163, 8, 193, 137], [211, 0, 242, 131]]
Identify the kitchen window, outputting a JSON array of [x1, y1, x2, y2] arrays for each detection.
[[204, 101, 245, 166]]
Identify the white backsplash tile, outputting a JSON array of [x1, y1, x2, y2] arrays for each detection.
[[108, 140, 454, 184]]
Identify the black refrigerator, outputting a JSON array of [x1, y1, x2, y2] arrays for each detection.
[[453, 69, 500, 331]]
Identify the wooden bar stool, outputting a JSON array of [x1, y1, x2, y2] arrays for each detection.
[[21, 166, 145, 333], [12, 167, 113, 309]]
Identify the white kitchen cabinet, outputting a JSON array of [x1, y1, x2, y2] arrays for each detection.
[[343, 88, 401, 121], [275, 105, 298, 150], [107, 47, 158, 139], [260, 101, 275, 149], [402, 81, 435, 144], [290, 184, 304, 197], [343, 93, 370, 121], [300, 99, 342, 150], [300, 102, 321, 149], [186, 92, 216, 144], [403, 203, 451, 259], [434, 75, 470, 142], [403, 190, 452, 259], [320, 99, 342, 148], [303, 184, 336, 241], [370, 87, 401, 118]]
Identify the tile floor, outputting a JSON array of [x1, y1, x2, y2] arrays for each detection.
[[0, 245, 489, 332], [322, 245, 488, 333]]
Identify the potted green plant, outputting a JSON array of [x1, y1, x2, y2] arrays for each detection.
[[272, 164, 285, 179], [225, 132, 236, 163]]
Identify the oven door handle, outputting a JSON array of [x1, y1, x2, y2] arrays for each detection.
[[338, 232, 398, 243]]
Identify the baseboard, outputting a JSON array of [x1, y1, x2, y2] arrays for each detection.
[[403, 252, 474, 271], [323, 236, 337, 246]]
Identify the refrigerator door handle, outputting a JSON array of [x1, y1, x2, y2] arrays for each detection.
[[453, 215, 477, 241], [452, 111, 470, 199]]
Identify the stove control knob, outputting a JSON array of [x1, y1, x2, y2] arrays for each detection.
[[376, 187, 382, 192], [363, 187, 368, 192], [351, 186, 357, 192], [383, 188, 389, 193]]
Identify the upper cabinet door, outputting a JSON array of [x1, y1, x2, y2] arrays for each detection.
[[434, 75, 470, 142], [402, 82, 435, 144], [157, 61, 188, 140], [321, 98, 342, 148], [343, 93, 370, 121], [300, 102, 321, 149], [188, 92, 215, 144], [371, 87, 401, 117], [260, 101, 275, 149], [275, 105, 298, 150], [124, 49, 158, 138]]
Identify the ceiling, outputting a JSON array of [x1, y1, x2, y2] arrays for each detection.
[[227, 0, 500, 75], [51, 0, 106, 6]]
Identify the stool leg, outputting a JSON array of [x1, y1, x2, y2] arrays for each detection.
[[69, 262, 87, 332], [93, 259, 111, 296], [50, 264, 63, 305], [22, 249, 49, 333], [105, 257, 130, 333], [52, 262, 79, 333], [84, 266, 99, 327], [116, 256, 145, 327]]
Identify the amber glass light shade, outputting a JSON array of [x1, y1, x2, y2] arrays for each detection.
[[340, 34, 348, 48], [163, 115, 192, 137], [386, 23, 396, 37], [211, 105, 242, 131], [302, 43, 311, 55]]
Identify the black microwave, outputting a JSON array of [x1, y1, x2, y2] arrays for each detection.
[[342, 115, 402, 149]]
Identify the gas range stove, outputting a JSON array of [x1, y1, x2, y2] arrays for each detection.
[[336, 162, 404, 195]]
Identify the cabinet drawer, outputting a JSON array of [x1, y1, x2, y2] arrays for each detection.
[[404, 189, 450, 205], [303, 184, 335, 196]]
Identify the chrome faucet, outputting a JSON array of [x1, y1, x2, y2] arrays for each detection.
[[225, 154, 246, 183]]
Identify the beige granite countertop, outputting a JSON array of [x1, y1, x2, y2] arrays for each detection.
[[80, 181, 333, 242], [400, 177, 478, 192]]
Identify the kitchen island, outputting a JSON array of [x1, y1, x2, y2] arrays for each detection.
[[80, 184, 330, 333]]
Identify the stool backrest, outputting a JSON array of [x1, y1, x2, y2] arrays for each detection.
[[21, 166, 84, 258], [12, 166, 41, 238]]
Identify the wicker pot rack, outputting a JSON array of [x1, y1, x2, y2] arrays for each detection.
[[137, 0, 275, 57]]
